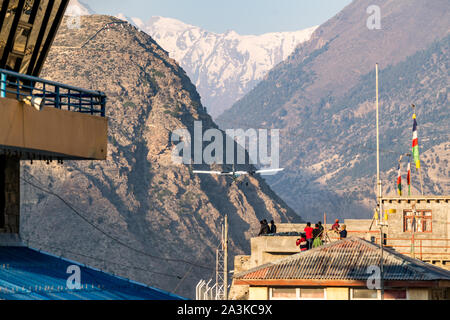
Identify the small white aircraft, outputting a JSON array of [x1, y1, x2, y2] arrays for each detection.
[[193, 164, 284, 185]]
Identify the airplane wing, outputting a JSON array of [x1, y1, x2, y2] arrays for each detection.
[[254, 168, 284, 174], [192, 170, 223, 175]]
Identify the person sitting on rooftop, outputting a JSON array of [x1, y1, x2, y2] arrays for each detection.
[[296, 233, 308, 252], [332, 219, 340, 233], [258, 219, 270, 236], [269, 220, 277, 234], [312, 224, 323, 248], [317, 221, 324, 238], [339, 224, 347, 240]]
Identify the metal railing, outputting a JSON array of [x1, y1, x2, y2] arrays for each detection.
[[0, 68, 106, 117], [375, 237, 450, 260]]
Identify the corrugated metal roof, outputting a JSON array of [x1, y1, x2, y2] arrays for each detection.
[[235, 237, 450, 282], [0, 247, 186, 300]]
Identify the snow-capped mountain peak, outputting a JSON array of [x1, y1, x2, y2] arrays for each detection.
[[119, 15, 317, 118], [63, 4, 317, 118], [66, 0, 95, 16]]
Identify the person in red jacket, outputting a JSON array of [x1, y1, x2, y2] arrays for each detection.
[[296, 234, 308, 252], [304, 222, 314, 250], [332, 219, 340, 233]]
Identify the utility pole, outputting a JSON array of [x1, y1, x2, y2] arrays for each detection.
[[223, 214, 228, 300]]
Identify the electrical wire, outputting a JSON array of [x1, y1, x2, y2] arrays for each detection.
[[20, 169, 271, 298], [173, 236, 222, 294], [171, 206, 225, 293], [20, 173, 215, 272]]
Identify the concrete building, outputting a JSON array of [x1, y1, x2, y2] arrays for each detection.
[[230, 197, 450, 300], [232, 237, 450, 300], [241, 195, 450, 273], [381, 196, 450, 268]]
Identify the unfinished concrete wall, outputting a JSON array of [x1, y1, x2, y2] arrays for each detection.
[[234, 255, 251, 274], [249, 236, 300, 268], [382, 198, 449, 265], [0, 156, 20, 234], [228, 279, 249, 300]]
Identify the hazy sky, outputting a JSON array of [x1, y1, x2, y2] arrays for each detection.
[[83, 0, 353, 35]]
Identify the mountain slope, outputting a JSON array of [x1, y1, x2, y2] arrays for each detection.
[[217, 0, 450, 221], [120, 16, 317, 118], [20, 15, 300, 299]]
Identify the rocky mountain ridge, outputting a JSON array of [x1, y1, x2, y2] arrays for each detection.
[[20, 15, 300, 299]]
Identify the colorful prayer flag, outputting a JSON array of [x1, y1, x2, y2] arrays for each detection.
[[397, 163, 402, 196], [407, 160, 411, 196], [412, 114, 420, 169]]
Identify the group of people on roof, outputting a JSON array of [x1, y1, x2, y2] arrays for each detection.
[[257, 219, 276, 236], [256, 218, 348, 252], [296, 221, 324, 251], [296, 219, 347, 252]]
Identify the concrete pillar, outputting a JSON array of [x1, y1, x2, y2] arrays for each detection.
[[0, 156, 20, 234]]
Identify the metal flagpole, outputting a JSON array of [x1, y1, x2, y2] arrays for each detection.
[[376, 63, 382, 214], [407, 154, 411, 196], [418, 169, 424, 195], [375, 63, 384, 300]]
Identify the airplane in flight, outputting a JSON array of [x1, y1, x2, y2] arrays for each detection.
[[193, 164, 284, 186]]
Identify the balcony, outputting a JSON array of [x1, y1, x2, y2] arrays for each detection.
[[0, 68, 106, 116], [0, 68, 108, 160]]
